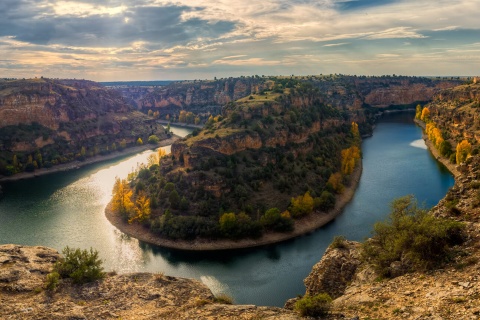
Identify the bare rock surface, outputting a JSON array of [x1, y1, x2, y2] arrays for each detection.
[[0, 244, 300, 319]]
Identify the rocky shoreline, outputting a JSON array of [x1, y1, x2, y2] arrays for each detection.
[[0, 136, 180, 183], [105, 160, 362, 251]]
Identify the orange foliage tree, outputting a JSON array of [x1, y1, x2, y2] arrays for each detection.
[[456, 140, 472, 164], [111, 177, 134, 216]]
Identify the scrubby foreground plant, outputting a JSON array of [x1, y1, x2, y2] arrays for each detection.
[[295, 293, 332, 317], [46, 246, 105, 289], [362, 195, 465, 278]]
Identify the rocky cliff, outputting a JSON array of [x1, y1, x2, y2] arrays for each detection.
[[120, 76, 461, 118], [0, 244, 300, 320], [0, 78, 167, 178], [288, 82, 480, 319]]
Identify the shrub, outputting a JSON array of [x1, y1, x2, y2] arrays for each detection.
[[330, 235, 347, 249], [295, 293, 332, 317], [362, 196, 465, 278], [148, 135, 160, 144], [45, 271, 60, 291], [54, 247, 105, 284]]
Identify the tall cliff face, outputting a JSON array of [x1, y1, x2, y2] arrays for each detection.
[[0, 244, 300, 320], [0, 78, 166, 177]]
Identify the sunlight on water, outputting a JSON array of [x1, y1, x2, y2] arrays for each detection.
[[200, 275, 231, 297], [410, 139, 428, 149]]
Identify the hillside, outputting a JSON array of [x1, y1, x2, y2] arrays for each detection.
[[118, 75, 461, 124], [0, 78, 168, 178], [284, 82, 480, 319]]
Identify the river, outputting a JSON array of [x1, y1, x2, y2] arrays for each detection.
[[0, 114, 454, 307]]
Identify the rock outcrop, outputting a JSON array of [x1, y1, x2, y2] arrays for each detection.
[[0, 244, 300, 320]]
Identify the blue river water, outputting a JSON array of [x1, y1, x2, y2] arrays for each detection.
[[0, 115, 454, 306]]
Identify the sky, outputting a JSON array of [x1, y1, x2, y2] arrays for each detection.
[[1, 0, 479, 81]]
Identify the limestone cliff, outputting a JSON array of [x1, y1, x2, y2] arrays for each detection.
[[0, 78, 167, 178], [122, 76, 460, 118], [0, 244, 300, 320]]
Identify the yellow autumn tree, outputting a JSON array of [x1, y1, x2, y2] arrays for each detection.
[[179, 110, 187, 123], [158, 148, 166, 158], [415, 104, 422, 119], [136, 137, 143, 145], [128, 192, 151, 224], [290, 191, 314, 217], [327, 172, 344, 194], [351, 121, 360, 143], [111, 177, 134, 216], [425, 122, 444, 148], [341, 146, 361, 175], [456, 140, 472, 164], [147, 153, 159, 167], [420, 107, 430, 122]]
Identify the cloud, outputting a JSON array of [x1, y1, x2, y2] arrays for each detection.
[[363, 27, 427, 40], [323, 42, 349, 47], [0, 0, 479, 80]]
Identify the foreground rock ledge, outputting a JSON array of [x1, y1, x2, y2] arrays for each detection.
[[0, 244, 300, 320]]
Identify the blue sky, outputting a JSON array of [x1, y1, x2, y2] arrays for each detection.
[[1, 0, 479, 81]]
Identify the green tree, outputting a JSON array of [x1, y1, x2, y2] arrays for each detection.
[[219, 212, 237, 237], [148, 135, 159, 144], [362, 196, 464, 277], [54, 246, 105, 284], [169, 190, 180, 209]]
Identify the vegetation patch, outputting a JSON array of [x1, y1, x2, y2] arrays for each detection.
[[362, 196, 465, 278], [295, 293, 332, 317], [52, 246, 105, 284]]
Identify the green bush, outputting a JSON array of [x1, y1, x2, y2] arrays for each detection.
[[295, 293, 332, 317], [330, 235, 347, 249], [54, 247, 105, 284], [45, 271, 60, 291], [362, 196, 465, 278]]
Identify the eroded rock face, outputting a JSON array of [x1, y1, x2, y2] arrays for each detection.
[[303, 241, 362, 299], [0, 245, 300, 319]]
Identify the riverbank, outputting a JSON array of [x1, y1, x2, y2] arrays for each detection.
[[105, 160, 363, 251], [158, 120, 204, 129], [0, 136, 180, 183], [414, 119, 461, 179]]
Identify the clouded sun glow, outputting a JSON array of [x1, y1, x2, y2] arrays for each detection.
[[1, 0, 479, 81]]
